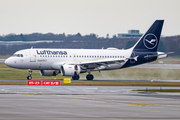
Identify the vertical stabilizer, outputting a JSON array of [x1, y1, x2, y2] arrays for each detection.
[[133, 20, 164, 52]]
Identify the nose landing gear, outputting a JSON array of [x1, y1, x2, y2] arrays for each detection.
[[27, 69, 32, 80]]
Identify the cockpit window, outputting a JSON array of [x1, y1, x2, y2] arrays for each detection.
[[12, 54, 23, 57]]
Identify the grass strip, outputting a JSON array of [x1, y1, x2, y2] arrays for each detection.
[[0, 56, 9, 59], [0, 81, 26, 85], [134, 89, 180, 92]]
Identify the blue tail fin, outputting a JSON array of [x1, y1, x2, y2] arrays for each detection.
[[133, 20, 164, 52]]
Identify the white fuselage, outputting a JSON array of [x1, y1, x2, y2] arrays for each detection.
[[5, 48, 132, 71]]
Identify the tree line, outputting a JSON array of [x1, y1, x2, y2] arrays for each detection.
[[0, 33, 98, 41]]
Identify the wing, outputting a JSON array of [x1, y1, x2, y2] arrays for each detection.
[[77, 58, 126, 70]]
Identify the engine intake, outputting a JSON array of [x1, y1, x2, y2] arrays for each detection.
[[60, 65, 80, 76]]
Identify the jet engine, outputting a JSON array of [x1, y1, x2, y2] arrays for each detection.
[[60, 65, 81, 76], [40, 70, 59, 76]]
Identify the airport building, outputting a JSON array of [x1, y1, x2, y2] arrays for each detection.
[[118, 30, 143, 38]]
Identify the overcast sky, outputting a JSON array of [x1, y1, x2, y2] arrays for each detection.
[[0, 0, 179, 37]]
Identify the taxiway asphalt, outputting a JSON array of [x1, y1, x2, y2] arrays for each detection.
[[0, 85, 180, 120]]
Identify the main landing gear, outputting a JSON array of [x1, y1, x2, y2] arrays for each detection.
[[72, 75, 80, 80], [27, 69, 32, 80], [86, 71, 94, 80], [86, 74, 94, 80], [72, 73, 94, 80], [72, 74, 94, 80]]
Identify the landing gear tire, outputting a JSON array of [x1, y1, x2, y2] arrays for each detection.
[[72, 75, 80, 80], [86, 74, 94, 80], [27, 76, 32, 80], [27, 69, 32, 80]]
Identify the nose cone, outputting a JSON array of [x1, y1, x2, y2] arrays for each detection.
[[5, 58, 12, 67], [5, 57, 22, 69]]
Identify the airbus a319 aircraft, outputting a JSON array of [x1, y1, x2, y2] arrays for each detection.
[[5, 20, 172, 80]]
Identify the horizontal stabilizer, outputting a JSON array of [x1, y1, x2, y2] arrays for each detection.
[[144, 52, 174, 58]]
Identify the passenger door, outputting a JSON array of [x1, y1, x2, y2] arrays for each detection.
[[30, 50, 36, 62]]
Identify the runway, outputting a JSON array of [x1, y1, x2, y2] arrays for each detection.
[[0, 59, 5, 63], [131, 63, 180, 69], [0, 86, 180, 120]]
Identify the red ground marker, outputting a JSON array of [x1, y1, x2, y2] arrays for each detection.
[[42, 81, 61, 86], [27, 80, 41, 86]]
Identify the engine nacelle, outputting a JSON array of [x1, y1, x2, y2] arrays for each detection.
[[60, 65, 81, 76], [40, 70, 59, 76]]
